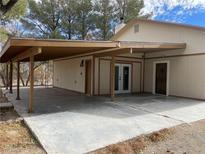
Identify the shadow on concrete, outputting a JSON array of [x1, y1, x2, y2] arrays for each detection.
[[11, 87, 205, 119]]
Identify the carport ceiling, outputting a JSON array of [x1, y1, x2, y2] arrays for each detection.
[[0, 38, 186, 62]]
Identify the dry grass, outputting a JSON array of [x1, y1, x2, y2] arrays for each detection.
[[148, 128, 171, 142], [0, 111, 45, 154], [90, 128, 173, 154], [0, 120, 36, 150]]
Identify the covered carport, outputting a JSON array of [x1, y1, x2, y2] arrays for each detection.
[[0, 37, 186, 112]]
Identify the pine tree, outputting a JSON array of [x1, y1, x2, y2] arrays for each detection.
[[75, 0, 94, 40], [116, 0, 145, 23], [21, 0, 63, 39], [94, 0, 115, 40]]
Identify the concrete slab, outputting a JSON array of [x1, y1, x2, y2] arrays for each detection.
[[116, 95, 205, 123], [11, 88, 205, 154]]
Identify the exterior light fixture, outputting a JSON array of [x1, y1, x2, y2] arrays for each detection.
[[80, 60, 84, 67], [130, 48, 133, 54]]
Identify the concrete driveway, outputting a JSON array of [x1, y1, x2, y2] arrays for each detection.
[[12, 88, 205, 154]]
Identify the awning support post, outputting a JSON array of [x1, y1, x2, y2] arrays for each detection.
[[142, 52, 146, 93], [92, 56, 95, 96], [111, 55, 115, 101], [9, 61, 13, 94], [6, 63, 9, 90], [28, 56, 34, 113], [16, 61, 21, 100]]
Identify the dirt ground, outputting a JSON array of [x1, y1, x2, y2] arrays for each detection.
[[91, 119, 205, 154], [1, 110, 205, 154], [0, 110, 45, 154]]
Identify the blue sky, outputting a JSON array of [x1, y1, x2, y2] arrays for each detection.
[[142, 0, 205, 28], [154, 6, 205, 27]]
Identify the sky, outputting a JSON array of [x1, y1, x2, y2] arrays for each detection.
[[141, 0, 205, 27]]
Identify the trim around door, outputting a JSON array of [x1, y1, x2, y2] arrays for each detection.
[[115, 63, 132, 94], [153, 60, 170, 96]]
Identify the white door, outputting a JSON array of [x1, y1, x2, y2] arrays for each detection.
[[115, 64, 131, 94]]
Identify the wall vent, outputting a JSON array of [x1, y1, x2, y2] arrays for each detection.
[[134, 24, 139, 33]]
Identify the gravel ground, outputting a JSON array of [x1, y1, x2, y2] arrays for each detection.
[[143, 119, 205, 154], [91, 119, 205, 154]]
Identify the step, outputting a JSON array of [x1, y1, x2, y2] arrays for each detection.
[[0, 103, 14, 111]]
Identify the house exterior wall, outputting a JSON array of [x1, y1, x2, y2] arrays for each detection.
[[53, 56, 92, 93], [53, 54, 143, 95], [144, 55, 205, 99], [114, 20, 205, 99], [99, 59, 110, 94], [115, 20, 205, 55]]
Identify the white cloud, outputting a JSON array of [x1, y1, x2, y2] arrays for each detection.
[[141, 0, 205, 18]]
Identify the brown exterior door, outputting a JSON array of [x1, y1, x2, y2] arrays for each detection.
[[155, 63, 167, 95], [85, 60, 92, 95]]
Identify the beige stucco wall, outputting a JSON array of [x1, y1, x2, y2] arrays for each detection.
[[53, 54, 142, 95], [53, 56, 92, 93], [99, 59, 111, 94], [133, 62, 142, 93], [115, 20, 205, 55], [115, 20, 205, 99], [145, 55, 205, 99]]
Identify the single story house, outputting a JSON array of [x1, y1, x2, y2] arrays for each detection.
[[1, 19, 205, 112]]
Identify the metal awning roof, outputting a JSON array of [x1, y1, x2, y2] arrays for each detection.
[[0, 38, 186, 62]]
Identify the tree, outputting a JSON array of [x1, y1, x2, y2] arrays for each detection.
[[2, 0, 26, 20], [21, 0, 63, 39], [0, 0, 18, 16], [93, 0, 146, 40], [60, 0, 78, 39], [75, 0, 94, 40], [94, 0, 115, 40], [115, 0, 145, 23], [0, 0, 27, 87], [0, 1, 55, 88], [0, 0, 27, 44]]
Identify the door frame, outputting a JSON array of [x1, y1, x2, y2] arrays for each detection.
[[152, 60, 170, 96], [115, 63, 132, 94], [114, 64, 121, 94]]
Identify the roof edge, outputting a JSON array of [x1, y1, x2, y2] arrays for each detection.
[[9, 37, 115, 43], [111, 18, 205, 40]]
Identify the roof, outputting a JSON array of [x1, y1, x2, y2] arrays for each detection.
[[112, 19, 205, 40], [0, 38, 118, 62], [0, 37, 186, 62]]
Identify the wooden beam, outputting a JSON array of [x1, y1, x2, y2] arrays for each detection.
[[94, 48, 129, 57], [16, 61, 20, 100], [92, 56, 95, 96], [9, 61, 13, 94], [6, 63, 8, 90], [28, 56, 34, 113], [12, 47, 42, 62], [10, 38, 118, 48], [110, 56, 115, 101], [55, 47, 120, 61], [120, 42, 186, 49], [143, 53, 146, 93]]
